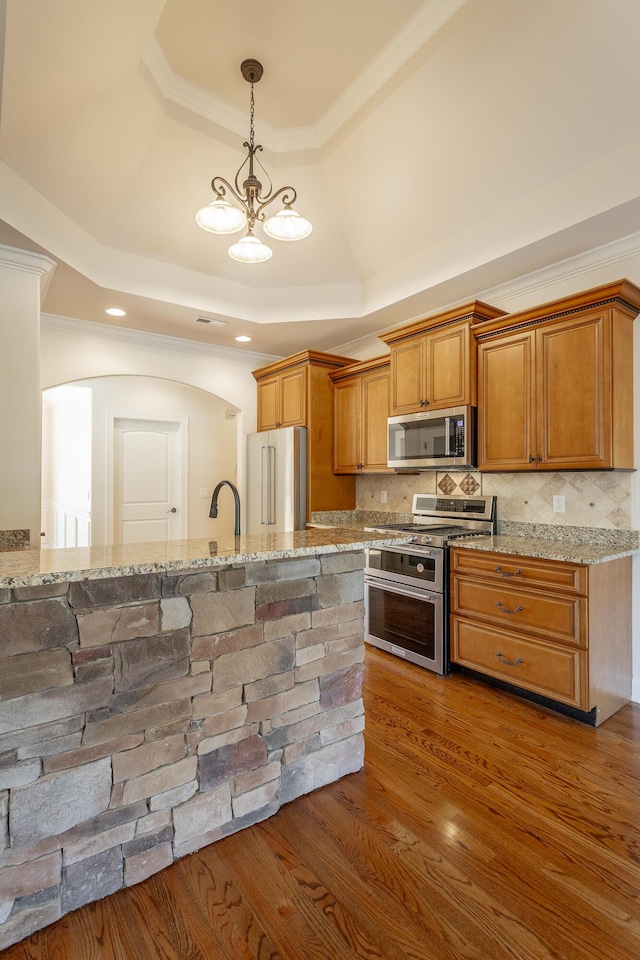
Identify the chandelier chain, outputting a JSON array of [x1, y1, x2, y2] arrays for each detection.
[[249, 82, 255, 150]]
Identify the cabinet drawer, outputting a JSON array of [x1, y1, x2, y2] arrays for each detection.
[[451, 577, 586, 646], [450, 548, 587, 595], [451, 617, 587, 709]]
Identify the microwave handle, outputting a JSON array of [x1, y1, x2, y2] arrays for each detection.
[[444, 417, 452, 456]]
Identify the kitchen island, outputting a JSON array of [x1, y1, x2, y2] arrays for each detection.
[[0, 527, 410, 950]]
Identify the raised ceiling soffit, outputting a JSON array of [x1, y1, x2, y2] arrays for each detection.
[[142, 0, 470, 153]]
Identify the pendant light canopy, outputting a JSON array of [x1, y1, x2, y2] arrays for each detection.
[[195, 59, 312, 262]]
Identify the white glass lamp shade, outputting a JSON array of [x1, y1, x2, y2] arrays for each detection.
[[196, 197, 246, 234], [228, 230, 273, 263], [263, 206, 313, 241]]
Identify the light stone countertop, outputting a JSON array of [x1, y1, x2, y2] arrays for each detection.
[[0, 527, 415, 589], [448, 533, 639, 565]]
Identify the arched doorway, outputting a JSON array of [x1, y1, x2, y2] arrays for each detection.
[[42, 376, 238, 546]]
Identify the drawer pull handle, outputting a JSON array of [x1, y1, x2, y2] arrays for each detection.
[[495, 565, 522, 578], [496, 651, 523, 666], [495, 601, 523, 615]]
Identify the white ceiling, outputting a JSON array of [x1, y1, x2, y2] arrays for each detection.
[[1, 0, 640, 358]]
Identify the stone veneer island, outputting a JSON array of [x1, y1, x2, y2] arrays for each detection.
[[0, 527, 411, 950]]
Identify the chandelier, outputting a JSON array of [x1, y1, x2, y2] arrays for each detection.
[[195, 59, 312, 263]]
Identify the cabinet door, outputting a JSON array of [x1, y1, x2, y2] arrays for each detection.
[[478, 332, 535, 470], [389, 339, 424, 414], [537, 312, 610, 468], [427, 325, 470, 408], [257, 376, 280, 432], [280, 367, 308, 427], [333, 378, 361, 473], [361, 370, 393, 473]]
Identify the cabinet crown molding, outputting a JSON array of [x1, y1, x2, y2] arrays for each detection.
[[329, 354, 391, 382], [474, 279, 640, 341], [252, 349, 355, 381], [379, 300, 506, 346]]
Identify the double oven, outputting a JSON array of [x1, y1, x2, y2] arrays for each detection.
[[364, 494, 495, 674]]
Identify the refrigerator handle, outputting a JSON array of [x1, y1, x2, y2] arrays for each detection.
[[261, 446, 269, 525], [268, 445, 276, 524]]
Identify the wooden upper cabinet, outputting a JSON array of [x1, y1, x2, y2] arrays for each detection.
[[252, 350, 356, 517], [256, 365, 307, 431], [478, 330, 535, 469], [330, 357, 393, 474], [475, 280, 640, 471], [332, 376, 361, 474], [380, 301, 506, 416], [361, 365, 393, 472]]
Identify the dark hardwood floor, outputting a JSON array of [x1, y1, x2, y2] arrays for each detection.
[[5, 645, 640, 960]]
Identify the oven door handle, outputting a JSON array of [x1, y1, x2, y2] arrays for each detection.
[[364, 577, 440, 604]]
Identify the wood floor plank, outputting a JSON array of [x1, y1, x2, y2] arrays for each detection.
[[3, 645, 640, 960], [176, 844, 284, 960], [257, 815, 402, 960]]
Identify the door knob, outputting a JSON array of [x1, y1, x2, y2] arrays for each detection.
[[167, 507, 177, 513]]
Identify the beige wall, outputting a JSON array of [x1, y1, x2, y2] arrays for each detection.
[[0, 249, 54, 543]]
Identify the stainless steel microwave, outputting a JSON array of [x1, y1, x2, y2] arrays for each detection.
[[387, 405, 476, 470]]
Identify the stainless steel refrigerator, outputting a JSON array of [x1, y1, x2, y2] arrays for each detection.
[[246, 427, 307, 534]]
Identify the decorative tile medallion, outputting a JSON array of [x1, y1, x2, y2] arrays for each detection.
[[458, 473, 481, 495], [437, 474, 457, 495]]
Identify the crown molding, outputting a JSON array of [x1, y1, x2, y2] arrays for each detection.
[[143, 0, 470, 152], [479, 229, 640, 309], [334, 229, 640, 356], [0, 242, 57, 304], [142, 38, 319, 153], [41, 313, 280, 366], [316, 0, 470, 144]]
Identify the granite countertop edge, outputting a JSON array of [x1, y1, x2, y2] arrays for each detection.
[[448, 534, 639, 565], [0, 527, 414, 589]]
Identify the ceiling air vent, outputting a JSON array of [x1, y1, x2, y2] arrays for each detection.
[[195, 317, 229, 326]]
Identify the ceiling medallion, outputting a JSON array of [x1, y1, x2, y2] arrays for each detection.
[[195, 59, 312, 263]]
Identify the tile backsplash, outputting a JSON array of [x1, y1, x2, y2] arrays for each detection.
[[357, 471, 634, 529]]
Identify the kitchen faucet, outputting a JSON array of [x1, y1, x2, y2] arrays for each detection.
[[209, 480, 241, 536]]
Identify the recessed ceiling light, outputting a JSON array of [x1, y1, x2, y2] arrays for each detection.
[[106, 307, 127, 317], [235, 335, 252, 342]]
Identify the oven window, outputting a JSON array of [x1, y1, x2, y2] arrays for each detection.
[[367, 584, 436, 661]]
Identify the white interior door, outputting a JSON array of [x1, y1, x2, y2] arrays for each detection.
[[113, 418, 183, 544]]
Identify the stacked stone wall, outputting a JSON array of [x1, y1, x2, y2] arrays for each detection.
[[0, 551, 365, 949]]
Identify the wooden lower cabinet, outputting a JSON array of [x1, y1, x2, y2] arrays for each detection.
[[449, 547, 632, 726]]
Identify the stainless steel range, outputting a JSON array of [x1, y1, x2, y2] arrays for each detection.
[[364, 493, 495, 674]]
